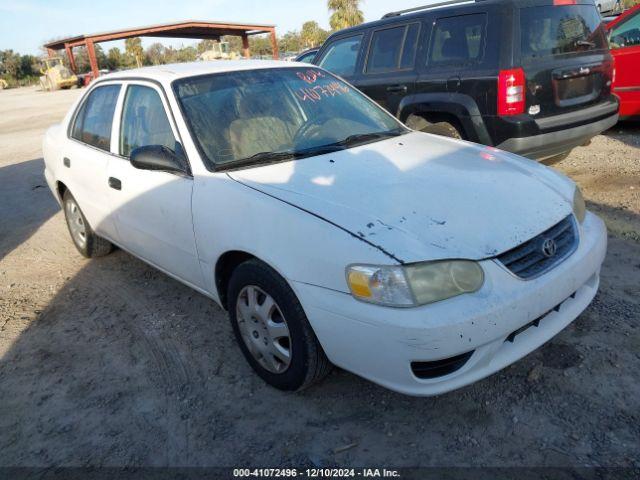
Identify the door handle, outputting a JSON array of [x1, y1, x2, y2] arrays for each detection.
[[447, 76, 461, 91], [108, 177, 122, 190], [63, 157, 70, 168], [386, 84, 407, 94]]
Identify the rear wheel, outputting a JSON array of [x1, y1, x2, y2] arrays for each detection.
[[227, 259, 332, 391], [406, 114, 464, 139], [62, 190, 113, 258]]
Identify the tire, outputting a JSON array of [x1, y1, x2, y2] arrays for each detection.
[[227, 259, 332, 391], [406, 115, 464, 139], [62, 190, 114, 258]]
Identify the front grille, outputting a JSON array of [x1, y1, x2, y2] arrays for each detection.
[[497, 215, 578, 279]]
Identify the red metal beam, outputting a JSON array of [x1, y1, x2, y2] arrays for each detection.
[[241, 34, 250, 59], [269, 28, 279, 60], [64, 45, 77, 74], [85, 40, 99, 78]]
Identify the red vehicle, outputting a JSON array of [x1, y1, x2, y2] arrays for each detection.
[[607, 4, 640, 119]]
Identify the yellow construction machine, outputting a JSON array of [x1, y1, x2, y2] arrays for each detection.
[[39, 56, 77, 91]]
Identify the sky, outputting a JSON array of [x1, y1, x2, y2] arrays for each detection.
[[0, 0, 431, 55]]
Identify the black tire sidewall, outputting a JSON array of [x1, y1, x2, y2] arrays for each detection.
[[62, 191, 92, 257], [227, 261, 313, 391]]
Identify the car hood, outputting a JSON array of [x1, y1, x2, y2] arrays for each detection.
[[228, 132, 575, 263]]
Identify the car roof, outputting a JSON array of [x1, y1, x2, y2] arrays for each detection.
[[99, 60, 304, 83]]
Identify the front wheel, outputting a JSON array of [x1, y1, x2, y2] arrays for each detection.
[[227, 259, 332, 391], [62, 190, 113, 258]]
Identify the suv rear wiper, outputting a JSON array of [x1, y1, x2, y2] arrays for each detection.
[[575, 40, 596, 48]]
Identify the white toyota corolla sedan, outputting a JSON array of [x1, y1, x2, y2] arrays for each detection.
[[43, 61, 606, 396]]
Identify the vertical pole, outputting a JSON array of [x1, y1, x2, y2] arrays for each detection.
[[65, 45, 77, 74], [86, 40, 100, 78], [241, 33, 250, 59], [270, 29, 279, 60]]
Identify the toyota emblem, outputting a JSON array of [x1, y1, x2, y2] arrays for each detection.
[[541, 238, 557, 258]]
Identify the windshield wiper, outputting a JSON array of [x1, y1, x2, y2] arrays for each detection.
[[225, 129, 406, 170], [335, 129, 405, 148], [575, 40, 596, 48], [231, 150, 297, 168]]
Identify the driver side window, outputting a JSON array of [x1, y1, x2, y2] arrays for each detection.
[[120, 85, 177, 157], [318, 35, 363, 77]]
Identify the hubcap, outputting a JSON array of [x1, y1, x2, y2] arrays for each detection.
[[235, 285, 291, 374], [65, 199, 87, 248]]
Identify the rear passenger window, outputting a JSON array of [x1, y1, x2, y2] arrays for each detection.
[[366, 23, 421, 73], [120, 85, 177, 157], [71, 85, 120, 151], [428, 14, 487, 66], [318, 35, 363, 77]]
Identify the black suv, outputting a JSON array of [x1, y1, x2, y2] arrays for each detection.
[[312, 0, 619, 161]]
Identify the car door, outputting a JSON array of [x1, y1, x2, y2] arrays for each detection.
[[416, 14, 467, 98], [608, 7, 640, 118], [107, 81, 204, 289], [353, 22, 422, 115], [64, 83, 121, 241]]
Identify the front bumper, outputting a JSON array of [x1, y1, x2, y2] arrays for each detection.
[[497, 113, 618, 161], [293, 212, 607, 396]]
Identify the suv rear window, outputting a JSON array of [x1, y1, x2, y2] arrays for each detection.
[[428, 14, 486, 66], [366, 23, 420, 73], [520, 5, 607, 60]]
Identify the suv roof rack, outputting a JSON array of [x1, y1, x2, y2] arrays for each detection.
[[382, 0, 478, 18]]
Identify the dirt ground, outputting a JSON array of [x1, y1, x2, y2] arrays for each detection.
[[0, 86, 638, 469]]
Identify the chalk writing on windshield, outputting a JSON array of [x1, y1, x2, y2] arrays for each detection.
[[294, 82, 350, 103], [296, 69, 326, 84]]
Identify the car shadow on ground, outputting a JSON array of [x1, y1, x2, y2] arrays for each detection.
[[601, 121, 640, 149], [0, 198, 638, 467], [0, 158, 59, 261]]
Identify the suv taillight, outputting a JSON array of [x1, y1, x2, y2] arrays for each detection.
[[498, 68, 525, 116]]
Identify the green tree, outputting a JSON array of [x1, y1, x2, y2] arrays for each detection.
[[327, 0, 364, 31], [146, 42, 166, 65], [280, 30, 302, 53], [125, 37, 144, 68], [107, 47, 124, 70], [0, 50, 21, 78], [301, 21, 329, 48]]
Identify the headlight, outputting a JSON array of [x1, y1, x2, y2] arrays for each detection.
[[346, 260, 484, 307], [573, 186, 586, 224]]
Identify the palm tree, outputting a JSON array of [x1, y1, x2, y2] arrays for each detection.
[[328, 0, 364, 31]]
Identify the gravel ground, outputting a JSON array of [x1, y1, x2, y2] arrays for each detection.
[[0, 86, 638, 468]]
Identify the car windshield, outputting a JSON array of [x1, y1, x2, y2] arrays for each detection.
[[173, 67, 406, 169]]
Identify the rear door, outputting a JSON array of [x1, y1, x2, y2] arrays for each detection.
[[353, 22, 422, 115], [516, 2, 614, 121], [608, 7, 640, 117], [64, 83, 121, 241]]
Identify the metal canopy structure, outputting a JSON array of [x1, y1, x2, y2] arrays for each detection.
[[44, 20, 279, 78]]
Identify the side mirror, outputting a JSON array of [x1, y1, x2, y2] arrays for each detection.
[[130, 144, 190, 175]]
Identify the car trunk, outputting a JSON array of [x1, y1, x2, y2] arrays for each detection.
[[517, 2, 614, 125]]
